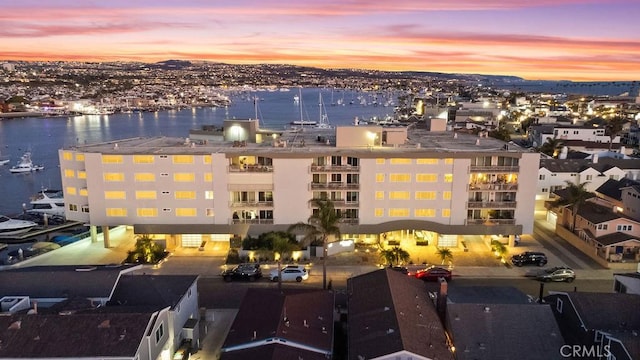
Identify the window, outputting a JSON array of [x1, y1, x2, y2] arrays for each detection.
[[137, 208, 158, 217], [416, 174, 437, 182], [66, 187, 77, 195], [444, 174, 453, 182], [74, 153, 85, 162], [390, 158, 412, 165], [346, 192, 358, 202], [135, 173, 156, 182], [259, 191, 273, 202], [205, 191, 214, 200], [204, 173, 213, 182], [539, 174, 545, 180], [388, 208, 409, 217], [586, 174, 593, 181], [415, 191, 436, 200], [331, 173, 342, 182], [77, 171, 86, 179], [176, 208, 197, 217], [390, 173, 411, 182], [346, 157, 359, 166], [206, 208, 214, 217], [374, 208, 384, 217], [556, 298, 563, 313], [414, 209, 436, 217], [105, 191, 126, 199], [389, 191, 410, 200], [542, 188, 548, 193], [133, 155, 154, 164], [172, 155, 194, 164], [155, 323, 164, 344], [62, 152, 73, 161], [106, 208, 127, 217], [444, 158, 453, 164], [64, 169, 75, 178], [331, 156, 342, 166], [376, 158, 385, 164], [417, 158, 438, 164], [136, 191, 157, 200], [69, 204, 78, 211], [376, 174, 385, 182], [101, 155, 123, 164], [375, 191, 384, 200], [174, 173, 195, 182], [104, 173, 125, 182], [204, 155, 212, 164], [79, 188, 88, 196], [347, 174, 359, 184], [617, 225, 633, 231], [442, 209, 451, 217], [175, 191, 196, 200], [443, 191, 452, 200], [81, 205, 89, 213]]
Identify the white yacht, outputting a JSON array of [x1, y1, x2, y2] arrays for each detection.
[[9, 152, 44, 173], [27, 189, 66, 217], [0, 215, 37, 237]]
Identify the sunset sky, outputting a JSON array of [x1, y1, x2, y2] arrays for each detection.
[[1, 0, 639, 81]]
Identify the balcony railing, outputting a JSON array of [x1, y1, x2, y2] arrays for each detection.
[[470, 165, 519, 172], [310, 165, 360, 172], [469, 183, 518, 191], [466, 218, 516, 225], [467, 201, 517, 209], [229, 164, 273, 172], [310, 200, 359, 207], [229, 201, 274, 208], [338, 218, 359, 225], [310, 182, 360, 190], [231, 218, 274, 225]]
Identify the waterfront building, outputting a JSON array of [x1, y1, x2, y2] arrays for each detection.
[[59, 120, 539, 250]]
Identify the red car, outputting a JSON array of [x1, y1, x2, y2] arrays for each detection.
[[414, 266, 452, 281]]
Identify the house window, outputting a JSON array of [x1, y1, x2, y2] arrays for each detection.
[[155, 323, 164, 344], [603, 224, 608, 230], [539, 174, 545, 180], [542, 188, 548, 193], [586, 175, 593, 181], [617, 225, 632, 231], [556, 298, 563, 313]]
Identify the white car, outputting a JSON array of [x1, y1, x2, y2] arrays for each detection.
[[269, 265, 309, 282]]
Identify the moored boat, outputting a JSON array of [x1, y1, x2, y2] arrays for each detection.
[[9, 152, 44, 173], [0, 215, 37, 237], [27, 189, 66, 217]]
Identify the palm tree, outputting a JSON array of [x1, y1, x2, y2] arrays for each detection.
[[269, 233, 296, 290], [436, 248, 453, 265], [605, 116, 627, 151], [551, 181, 594, 232], [491, 240, 508, 260], [380, 246, 410, 266], [127, 234, 165, 263], [538, 137, 563, 157], [288, 199, 341, 289]]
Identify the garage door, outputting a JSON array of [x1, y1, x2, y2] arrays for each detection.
[[182, 234, 202, 248]]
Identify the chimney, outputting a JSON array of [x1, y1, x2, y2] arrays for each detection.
[[32, 301, 38, 315], [559, 146, 568, 159], [592, 153, 599, 164], [437, 278, 448, 321]]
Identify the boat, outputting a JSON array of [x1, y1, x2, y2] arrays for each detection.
[[9, 152, 44, 173], [313, 93, 333, 129], [0, 215, 37, 237], [290, 88, 317, 126], [0, 151, 9, 166], [27, 189, 66, 217]]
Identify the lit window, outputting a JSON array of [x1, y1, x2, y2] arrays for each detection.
[[376, 158, 385, 164], [444, 174, 453, 182], [133, 155, 154, 164], [136, 191, 157, 200], [390, 158, 412, 165], [176, 208, 197, 217], [376, 173, 385, 182], [106, 208, 127, 217], [442, 209, 451, 217], [101, 155, 123, 164], [105, 191, 126, 199], [205, 191, 214, 200], [134, 173, 156, 182], [444, 158, 454, 164], [137, 208, 158, 217], [103, 173, 125, 182], [175, 191, 196, 200], [77, 171, 87, 179], [204, 155, 212, 164], [66, 187, 77, 195], [62, 152, 73, 161], [416, 174, 437, 182], [64, 169, 75, 178], [388, 208, 409, 217], [75, 153, 85, 161], [389, 191, 410, 200], [417, 158, 438, 164], [174, 173, 195, 182], [204, 173, 213, 182], [443, 191, 452, 200], [415, 191, 436, 200], [375, 191, 384, 200], [414, 209, 436, 217], [390, 173, 410, 182], [172, 155, 194, 164], [79, 188, 88, 196], [205, 208, 214, 217], [374, 208, 384, 217]]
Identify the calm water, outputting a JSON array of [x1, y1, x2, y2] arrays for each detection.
[[0, 87, 396, 215]]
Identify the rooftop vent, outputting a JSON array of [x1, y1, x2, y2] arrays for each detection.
[[484, 306, 490, 313]]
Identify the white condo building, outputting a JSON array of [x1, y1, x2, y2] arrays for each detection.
[[59, 120, 539, 250]]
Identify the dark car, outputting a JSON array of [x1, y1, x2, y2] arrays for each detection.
[[221, 263, 262, 282], [536, 266, 575, 283], [389, 265, 409, 274], [414, 266, 452, 281], [511, 251, 548, 267]]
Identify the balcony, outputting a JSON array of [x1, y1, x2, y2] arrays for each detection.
[[469, 183, 518, 191], [310, 165, 360, 172], [229, 164, 273, 172], [470, 165, 519, 173], [231, 218, 274, 225], [310, 200, 359, 208], [229, 201, 274, 208], [467, 201, 517, 209], [466, 218, 516, 225], [338, 218, 359, 225], [310, 182, 360, 190]]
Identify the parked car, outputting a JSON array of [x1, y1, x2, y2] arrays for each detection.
[[414, 266, 452, 281], [536, 266, 575, 283], [511, 251, 548, 267], [389, 265, 409, 274], [221, 263, 262, 282], [269, 265, 309, 282]]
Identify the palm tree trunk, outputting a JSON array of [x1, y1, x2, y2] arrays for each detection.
[[322, 243, 327, 290], [571, 204, 579, 233]]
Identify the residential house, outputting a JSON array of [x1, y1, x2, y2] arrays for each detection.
[[595, 178, 640, 221], [545, 292, 640, 360]]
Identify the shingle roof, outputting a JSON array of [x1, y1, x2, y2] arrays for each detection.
[[576, 202, 623, 224], [594, 232, 639, 246], [447, 286, 531, 304], [109, 274, 198, 309], [220, 343, 329, 360], [347, 268, 453, 360], [539, 158, 640, 173], [447, 303, 564, 360], [566, 292, 640, 331], [596, 178, 640, 200], [0, 313, 152, 358]]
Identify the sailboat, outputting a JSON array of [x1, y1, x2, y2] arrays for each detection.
[[290, 88, 317, 126], [314, 93, 333, 129], [0, 151, 9, 166]]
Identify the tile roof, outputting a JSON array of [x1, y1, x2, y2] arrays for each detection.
[[109, 274, 198, 309], [447, 303, 564, 360], [0, 313, 152, 358], [347, 268, 453, 360]]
